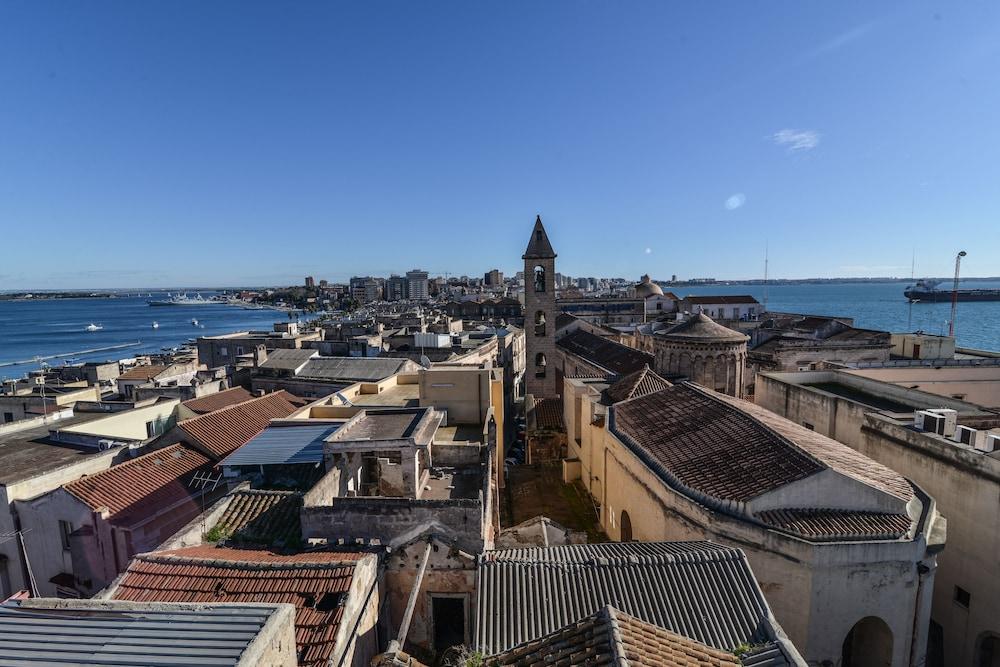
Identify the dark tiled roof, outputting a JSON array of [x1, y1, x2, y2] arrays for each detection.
[[182, 387, 254, 415], [486, 605, 742, 666], [531, 398, 564, 431], [683, 295, 759, 305], [258, 348, 318, 370], [611, 384, 823, 503], [117, 365, 167, 381], [522, 215, 557, 259], [659, 313, 748, 343], [755, 508, 912, 541], [558, 329, 654, 376], [606, 366, 671, 404], [111, 547, 365, 667], [708, 390, 913, 502], [63, 444, 212, 525], [214, 489, 303, 547], [297, 357, 411, 382], [178, 391, 300, 460], [476, 541, 784, 657]]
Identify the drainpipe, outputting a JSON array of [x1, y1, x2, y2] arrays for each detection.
[[387, 541, 433, 654]]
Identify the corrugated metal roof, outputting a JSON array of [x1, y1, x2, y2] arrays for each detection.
[[221, 424, 339, 467], [297, 357, 409, 381], [258, 349, 318, 371], [475, 541, 781, 657], [0, 601, 279, 666]]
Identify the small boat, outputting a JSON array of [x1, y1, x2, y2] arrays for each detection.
[[85, 323, 102, 332], [191, 318, 199, 326], [151, 321, 159, 329]]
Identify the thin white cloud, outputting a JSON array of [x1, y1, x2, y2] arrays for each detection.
[[725, 193, 746, 210], [772, 129, 821, 152]]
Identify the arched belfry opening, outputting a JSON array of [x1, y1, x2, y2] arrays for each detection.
[[523, 215, 558, 399]]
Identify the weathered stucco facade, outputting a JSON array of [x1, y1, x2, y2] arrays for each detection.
[[756, 369, 1000, 666]]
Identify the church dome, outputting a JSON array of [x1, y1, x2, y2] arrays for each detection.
[[634, 274, 664, 298], [659, 312, 748, 343]]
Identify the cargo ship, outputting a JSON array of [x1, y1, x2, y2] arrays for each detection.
[[904, 279, 1000, 302]]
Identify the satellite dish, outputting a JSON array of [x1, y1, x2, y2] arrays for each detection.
[[419, 355, 432, 369]]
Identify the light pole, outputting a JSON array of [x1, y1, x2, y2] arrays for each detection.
[[948, 250, 967, 338]]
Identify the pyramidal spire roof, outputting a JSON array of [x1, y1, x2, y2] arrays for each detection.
[[523, 215, 557, 259]]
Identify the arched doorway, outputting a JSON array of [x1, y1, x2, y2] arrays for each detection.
[[977, 634, 1000, 667], [620, 510, 633, 542], [842, 616, 893, 667]]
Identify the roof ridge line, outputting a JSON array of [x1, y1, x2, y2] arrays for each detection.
[[139, 552, 359, 569], [180, 391, 293, 424]]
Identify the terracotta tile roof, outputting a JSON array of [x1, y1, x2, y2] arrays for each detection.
[[756, 508, 912, 541], [182, 387, 254, 415], [611, 384, 823, 502], [531, 398, 564, 431], [178, 390, 300, 460], [63, 444, 212, 525], [606, 366, 671, 404], [117, 365, 167, 381], [213, 489, 303, 547], [557, 329, 654, 376], [111, 547, 365, 667], [486, 605, 742, 666]]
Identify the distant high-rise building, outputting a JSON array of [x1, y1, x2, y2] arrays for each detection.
[[304, 276, 315, 288], [485, 269, 503, 286], [386, 275, 408, 301], [406, 269, 430, 301], [349, 276, 383, 303], [319, 279, 329, 288]]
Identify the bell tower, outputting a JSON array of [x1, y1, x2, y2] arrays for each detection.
[[523, 215, 558, 398]]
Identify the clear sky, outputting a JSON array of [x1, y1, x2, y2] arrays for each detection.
[[1, 2, 998, 288]]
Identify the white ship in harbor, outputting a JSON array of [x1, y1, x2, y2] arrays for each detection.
[[148, 292, 225, 306]]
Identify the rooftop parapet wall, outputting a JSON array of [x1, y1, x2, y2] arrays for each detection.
[[301, 496, 486, 553]]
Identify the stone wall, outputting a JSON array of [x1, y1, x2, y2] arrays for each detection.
[[301, 497, 485, 553]]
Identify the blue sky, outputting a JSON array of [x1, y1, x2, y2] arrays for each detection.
[[1, 2, 998, 288]]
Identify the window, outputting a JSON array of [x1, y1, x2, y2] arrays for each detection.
[[533, 265, 546, 292], [145, 419, 166, 438], [219, 346, 228, 356], [955, 586, 971, 608], [2, 412, 12, 423], [59, 520, 73, 551], [235, 345, 245, 355], [534, 311, 546, 337], [535, 352, 546, 378]]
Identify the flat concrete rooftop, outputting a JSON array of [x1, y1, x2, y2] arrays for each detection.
[[803, 381, 916, 413], [330, 408, 432, 442], [422, 466, 482, 500], [351, 384, 419, 407], [434, 424, 484, 444], [0, 415, 109, 486]]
